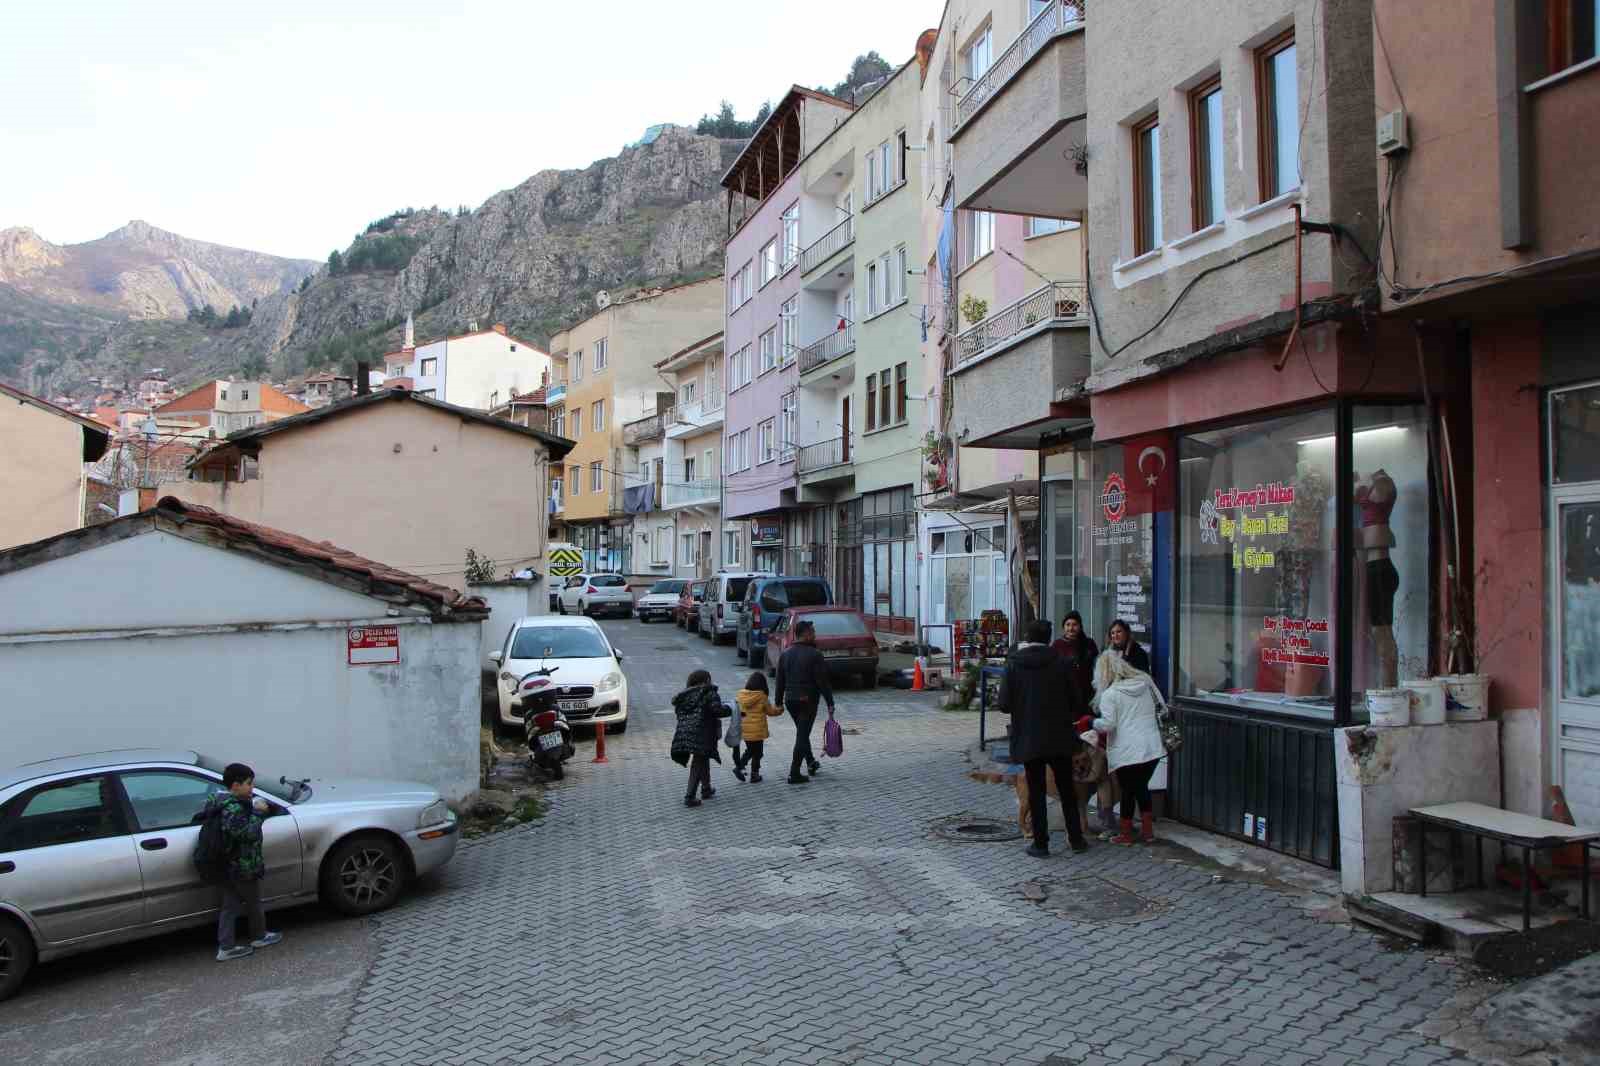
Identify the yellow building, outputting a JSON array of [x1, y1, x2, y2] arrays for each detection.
[[548, 280, 724, 572]]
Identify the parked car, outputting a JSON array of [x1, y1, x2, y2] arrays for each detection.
[[738, 576, 832, 670], [677, 580, 708, 632], [556, 573, 633, 617], [636, 579, 687, 623], [765, 606, 879, 687], [697, 571, 763, 645], [489, 615, 628, 733], [0, 748, 459, 1001]]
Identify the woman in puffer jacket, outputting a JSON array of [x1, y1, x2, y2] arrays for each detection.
[[1077, 650, 1166, 844]]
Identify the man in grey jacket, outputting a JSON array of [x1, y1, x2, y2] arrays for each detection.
[[774, 619, 835, 784]]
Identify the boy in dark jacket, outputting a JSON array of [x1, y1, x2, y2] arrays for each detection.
[[671, 669, 730, 807], [1001, 621, 1089, 858], [204, 762, 283, 961]]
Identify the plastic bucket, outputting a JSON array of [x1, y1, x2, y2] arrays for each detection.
[[1443, 674, 1490, 721], [1367, 688, 1412, 727], [1402, 679, 1447, 725]]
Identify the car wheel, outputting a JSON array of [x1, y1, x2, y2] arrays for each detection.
[[621, 608, 632, 618], [0, 915, 35, 1003], [864, 671, 879, 689], [321, 834, 406, 917]]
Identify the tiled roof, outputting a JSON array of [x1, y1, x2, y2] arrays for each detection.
[[156, 381, 218, 414], [511, 387, 547, 405], [259, 383, 311, 415], [0, 497, 489, 621]]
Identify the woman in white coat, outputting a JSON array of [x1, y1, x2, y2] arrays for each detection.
[[1076, 650, 1166, 844]]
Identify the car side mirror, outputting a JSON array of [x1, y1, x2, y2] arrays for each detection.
[[488, 651, 503, 665], [613, 649, 624, 662]]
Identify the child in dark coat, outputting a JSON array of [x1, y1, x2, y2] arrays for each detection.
[[670, 669, 730, 807]]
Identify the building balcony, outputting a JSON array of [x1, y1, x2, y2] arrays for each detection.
[[946, 282, 1091, 449], [950, 0, 1088, 218], [664, 478, 719, 510], [666, 393, 725, 439], [798, 325, 855, 376], [800, 216, 855, 277], [623, 409, 672, 446], [795, 436, 854, 501], [545, 383, 566, 405]]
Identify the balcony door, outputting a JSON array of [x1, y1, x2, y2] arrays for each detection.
[[841, 396, 851, 462]]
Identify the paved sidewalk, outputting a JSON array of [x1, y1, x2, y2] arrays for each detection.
[[324, 619, 1498, 1066]]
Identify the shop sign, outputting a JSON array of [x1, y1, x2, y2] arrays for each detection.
[[751, 517, 782, 547], [348, 625, 400, 666]]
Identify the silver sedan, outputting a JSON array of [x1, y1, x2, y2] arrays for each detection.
[[0, 748, 459, 1001]]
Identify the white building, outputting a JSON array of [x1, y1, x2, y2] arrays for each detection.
[[384, 317, 551, 411], [0, 497, 488, 801]]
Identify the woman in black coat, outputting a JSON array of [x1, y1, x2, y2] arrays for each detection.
[[671, 669, 730, 807], [1107, 618, 1151, 674]]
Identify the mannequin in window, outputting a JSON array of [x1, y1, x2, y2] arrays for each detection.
[[1356, 469, 1399, 688]]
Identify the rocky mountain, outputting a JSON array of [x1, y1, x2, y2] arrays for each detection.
[[0, 221, 317, 321]]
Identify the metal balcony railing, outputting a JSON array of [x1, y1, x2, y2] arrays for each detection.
[[796, 436, 851, 474], [799, 326, 856, 374], [800, 216, 855, 275], [664, 478, 719, 508], [954, 1, 1086, 130], [622, 409, 672, 446], [953, 282, 1087, 368]]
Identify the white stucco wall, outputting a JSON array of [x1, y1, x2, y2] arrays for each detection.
[[469, 580, 547, 672]]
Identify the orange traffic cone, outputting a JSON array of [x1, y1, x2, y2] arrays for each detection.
[[912, 659, 925, 691]]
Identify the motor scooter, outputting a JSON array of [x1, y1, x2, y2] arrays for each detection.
[[518, 666, 575, 779]]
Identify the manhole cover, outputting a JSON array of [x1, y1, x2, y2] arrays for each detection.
[[1021, 874, 1161, 922], [931, 814, 1021, 842]]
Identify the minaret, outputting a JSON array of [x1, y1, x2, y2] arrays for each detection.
[[403, 312, 415, 351]]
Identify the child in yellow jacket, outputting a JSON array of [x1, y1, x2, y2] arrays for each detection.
[[731, 671, 784, 783]]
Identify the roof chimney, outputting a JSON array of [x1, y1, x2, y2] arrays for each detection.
[[356, 362, 371, 395], [915, 29, 939, 85], [492, 322, 507, 335]]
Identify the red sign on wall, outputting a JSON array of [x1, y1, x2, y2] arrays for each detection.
[[348, 625, 401, 666]]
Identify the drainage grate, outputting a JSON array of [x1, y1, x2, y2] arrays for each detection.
[[931, 814, 1022, 842], [1020, 874, 1161, 922]]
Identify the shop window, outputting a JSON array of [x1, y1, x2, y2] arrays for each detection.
[[1552, 382, 1600, 484], [1179, 408, 1337, 716]]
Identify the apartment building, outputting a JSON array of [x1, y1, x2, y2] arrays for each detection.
[[383, 320, 551, 410], [155, 379, 309, 435], [918, 1, 1090, 639], [549, 280, 724, 573], [1367, 0, 1600, 832], [655, 333, 726, 579]]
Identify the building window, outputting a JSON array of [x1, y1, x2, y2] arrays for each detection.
[[569, 465, 580, 495], [760, 239, 779, 285], [421, 357, 437, 376], [894, 245, 908, 303], [681, 532, 697, 566], [895, 362, 908, 425], [1190, 76, 1225, 229], [780, 390, 796, 454], [962, 210, 994, 266], [757, 418, 776, 463], [685, 454, 697, 481], [241, 388, 249, 400], [859, 487, 914, 622], [759, 328, 777, 374], [730, 344, 752, 389], [866, 262, 879, 314], [737, 428, 751, 470], [730, 262, 753, 309], [680, 379, 697, 405], [724, 530, 743, 567], [780, 297, 798, 364], [963, 26, 993, 81], [551, 408, 565, 436], [867, 151, 881, 202], [896, 130, 908, 186], [878, 365, 891, 428], [551, 477, 563, 507], [570, 407, 581, 438], [781, 202, 800, 267], [594, 338, 607, 371], [593, 400, 604, 432], [866, 373, 878, 432], [1545, 1, 1599, 75], [590, 461, 603, 493], [1133, 113, 1162, 255], [1026, 216, 1079, 238], [573, 351, 584, 380], [1256, 30, 1299, 201]]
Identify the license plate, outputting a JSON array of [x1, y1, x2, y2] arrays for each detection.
[[558, 699, 588, 712], [538, 732, 563, 750], [823, 650, 851, 658]]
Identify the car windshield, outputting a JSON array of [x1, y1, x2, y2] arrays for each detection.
[[805, 612, 869, 637], [511, 626, 611, 659], [589, 575, 626, 587], [726, 577, 753, 600], [650, 580, 685, 594], [784, 582, 829, 607], [194, 754, 304, 803]]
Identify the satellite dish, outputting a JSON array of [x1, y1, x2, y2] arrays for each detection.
[[595, 290, 612, 309]]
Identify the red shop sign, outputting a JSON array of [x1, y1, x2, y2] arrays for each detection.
[[348, 625, 401, 666]]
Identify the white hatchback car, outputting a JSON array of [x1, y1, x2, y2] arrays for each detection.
[[489, 616, 628, 732], [556, 573, 634, 618]]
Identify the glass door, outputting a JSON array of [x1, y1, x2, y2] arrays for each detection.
[[1552, 489, 1600, 825]]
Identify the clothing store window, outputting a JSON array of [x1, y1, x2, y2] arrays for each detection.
[[1179, 408, 1337, 717], [860, 487, 914, 624], [927, 523, 1007, 625]]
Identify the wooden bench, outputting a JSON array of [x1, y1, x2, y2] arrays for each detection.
[[1410, 801, 1599, 931]]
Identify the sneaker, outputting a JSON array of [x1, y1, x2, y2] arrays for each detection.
[[750, 772, 763, 783], [786, 774, 810, 784], [732, 767, 746, 782], [251, 932, 283, 948], [808, 763, 822, 776], [701, 788, 717, 800], [1025, 844, 1050, 859], [684, 796, 702, 807], [216, 945, 254, 962]]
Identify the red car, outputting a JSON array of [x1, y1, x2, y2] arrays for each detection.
[[676, 579, 708, 632], [764, 606, 879, 688]]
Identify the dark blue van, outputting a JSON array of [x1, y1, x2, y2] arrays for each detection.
[[737, 576, 832, 670]]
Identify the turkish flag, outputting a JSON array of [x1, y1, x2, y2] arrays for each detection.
[[1122, 432, 1175, 515]]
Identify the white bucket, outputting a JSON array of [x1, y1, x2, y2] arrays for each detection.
[[1443, 674, 1490, 721], [1367, 688, 1412, 727], [1402, 679, 1447, 725]]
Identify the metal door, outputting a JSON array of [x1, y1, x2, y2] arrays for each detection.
[[1551, 487, 1600, 825]]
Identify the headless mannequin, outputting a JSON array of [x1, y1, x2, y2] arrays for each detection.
[[1356, 470, 1399, 687]]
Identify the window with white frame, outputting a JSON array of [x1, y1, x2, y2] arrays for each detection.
[[703, 447, 716, 477], [680, 532, 696, 565], [724, 531, 743, 567], [759, 328, 777, 374], [653, 527, 670, 564], [880, 139, 895, 192], [570, 407, 581, 438], [680, 379, 697, 405], [894, 244, 908, 303], [568, 465, 580, 495], [1026, 217, 1081, 238], [594, 338, 608, 371], [878, 252, 893, 310], [685, 454, 697, 481], [866, 261, 880, 314], [780, 202, 800, 267], [867, 151, 881, 202], [758, 418, 776, 463], [592, 400, 605, 432], [780, 391, 796, 454], [760, 239, 779, 285], [780, 297, 798, 363], [551, 408, 565, 436], [572, 351, 584, 380], [964, 27, 993, 81], [730, 344, 752, 389], [963, 210, 995, 265], [590, 461, 603, 492]]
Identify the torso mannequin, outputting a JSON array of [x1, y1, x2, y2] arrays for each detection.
[[1356, 470, 1397, 553], [1356, 470, 1399, 687]]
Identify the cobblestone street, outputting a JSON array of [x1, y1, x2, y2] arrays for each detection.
[[321, 618, 1489, 1066]]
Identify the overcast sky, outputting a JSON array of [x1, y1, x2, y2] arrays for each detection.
[[2, 1, 937, 262]]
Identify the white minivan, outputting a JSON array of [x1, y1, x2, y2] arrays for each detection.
[[697, 571, 765, 645]]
